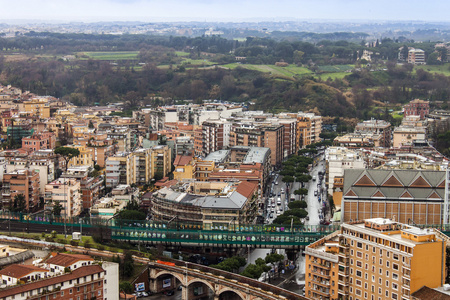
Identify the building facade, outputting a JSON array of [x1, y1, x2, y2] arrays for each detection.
[[305, 218, 446, 300]]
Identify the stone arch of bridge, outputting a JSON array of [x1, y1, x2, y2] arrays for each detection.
[[153, 270, 185, 285], [186, 278, 216, 294], [216, 286, 246, 300]]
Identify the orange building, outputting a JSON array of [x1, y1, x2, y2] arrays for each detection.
[[22, 132, 56, 152], [305, 218, 446, 300], [2, 169, 40, 211]]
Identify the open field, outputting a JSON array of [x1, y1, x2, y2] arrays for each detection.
[[415, 63, 450, 76], [175, 51, 190, 57], [77, 51, 139, 60], [222, 63, 313, 79]]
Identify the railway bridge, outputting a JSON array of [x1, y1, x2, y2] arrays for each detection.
[[141, 260, 306, 300]]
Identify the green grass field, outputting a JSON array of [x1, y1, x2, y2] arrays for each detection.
[[78, 51, 139, 60], [222, 63, 312, 79], [317, 65, 354, 72], [414, 63, 450, 76], [175, 51, 190, 57]]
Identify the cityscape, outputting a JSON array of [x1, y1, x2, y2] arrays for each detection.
[[1, 1, 450, 300]]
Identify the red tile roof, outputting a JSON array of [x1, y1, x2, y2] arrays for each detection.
[[236, 181, 258, 199], [0, 265, 104, 298], [45, 253, 93, 267], [0, 264, 48, 279], [173, 154, 193, 166]]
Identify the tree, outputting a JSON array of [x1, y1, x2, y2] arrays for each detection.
[[288, 200, 307, 209], [119, 281, 133, 294], [211, 256, 246, 273], [282, 175, 294, 184], [265, 253, 284, 278], [11, 194, 26, 212], [52, 201, 63, 217], [122, 251, 135, 278], [54, 147, 80, 171]]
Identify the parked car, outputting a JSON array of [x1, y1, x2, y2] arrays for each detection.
[[314, 190, 318, 196], [164, 290, 175, 296]]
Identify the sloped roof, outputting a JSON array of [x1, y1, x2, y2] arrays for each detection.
[[173, 154, 193, 167], [0, 264, 48, 279], [235, 181, 257, 199], [0, 265, 104, 298], [411, 286, 450, 300], [343, 169, 446, 200], [45, 253, 93, 267]]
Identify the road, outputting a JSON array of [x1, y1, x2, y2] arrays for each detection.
[[305, 155, 327, 226]]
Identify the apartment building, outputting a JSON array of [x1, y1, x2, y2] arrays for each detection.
[[5, 157, 55, 196], [68, 145, 94, 168], [2, 169, 40, 211], [333, 132, 383, 149], [105, 145, 171, 188], [22, 132, 56, 152], [403, 99, 430, 120], [230, 124, 283, 167], [408, 48, 426, 65], [44, 178, 81, 218], [342, 169, 446, 225], [105, 152, 134, 188], [355, 119, 391, 148], [23, 97, 50, 119], [201, 119, 231, 156], [305, 218, 446, 300], [392, 126, 426, 148], [294, 112, 322, 149], [0, 265, 107, 300], [325, 147, 365, 205]]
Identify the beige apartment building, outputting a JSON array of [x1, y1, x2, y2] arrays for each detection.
[[305, 218, 446, 300], [45, 178, 81, 217]]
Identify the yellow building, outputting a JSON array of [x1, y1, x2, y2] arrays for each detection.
[[194, 159, 215, 181], [173, 154, 196, 182], [68, 145, 94, 168], [305, 218, 446, 300], [23, 98, 50, 119]]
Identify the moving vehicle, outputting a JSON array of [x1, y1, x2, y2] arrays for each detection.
[[314, 190, 318, 196], [312, 176, 316, 181]]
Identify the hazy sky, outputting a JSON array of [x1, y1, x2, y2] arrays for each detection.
[[2, 0, 449, 23]]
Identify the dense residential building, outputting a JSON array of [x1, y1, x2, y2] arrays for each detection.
[[294, 112, 322, 148], [201, 119, 231, 156], [325, 147, 365, 206], [2, 169, 40, 211], [21, 132, 56, 152], [0, 264, 48, 285], [403, 99, 430, 120], [68, 144, 94, 168], [408, 48, 426, 65], [392, 126, 427, 148], [44, 178, 81, 218], [151, 180, 259, 230], [105, 145, 171, 188], [355, 119, 391, 148], [62, 166, 104, 210], [0, 264, 114, 300], [105, 152, 134, 188], [230, 124, 283, 167], [5, 156, 55, 196], [22, 97, 50, 119], [333, 132, 383, 148], [305, 218, 446, 300], [342, 169, 446, 224]]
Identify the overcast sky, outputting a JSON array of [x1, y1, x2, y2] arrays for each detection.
[[2, 0, 448, 23]]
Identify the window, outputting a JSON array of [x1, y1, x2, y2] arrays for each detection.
[[70, 289, 72, 294], [392, 273, 398, 280], [356, 270, 362, 277], [392, 293, 398, 299], [387, 261, 390, 268], [357, 242, 362, 248], [393, 264, 399, 271], [386, 291, 389, 297], [356, 280, 362, 286], [61, 291, 64, 297]]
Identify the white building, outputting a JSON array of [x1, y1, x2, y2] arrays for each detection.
[[325, 147, 365, 196]]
